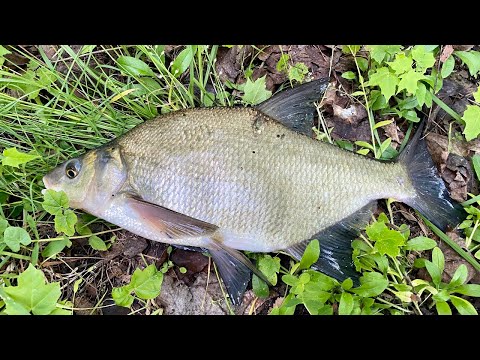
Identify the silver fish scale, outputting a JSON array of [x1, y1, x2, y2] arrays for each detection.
[[116, 107, 415, 251]]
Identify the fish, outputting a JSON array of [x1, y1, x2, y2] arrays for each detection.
[[42, 78, 466, 305]]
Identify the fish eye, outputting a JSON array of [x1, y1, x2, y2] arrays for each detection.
[[65, 160, 81, 179]]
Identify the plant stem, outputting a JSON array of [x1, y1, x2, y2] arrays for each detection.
[[432, 94, 464, 124], [0, 251, 31, 260]]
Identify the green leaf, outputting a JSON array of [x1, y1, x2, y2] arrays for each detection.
[[1, 264, 61, 315], [171, 46, 195, 77], [42, 189, 69, 216], [299, 239, 320, 270], [241, 76, 272, 105], [450, 295, 478, 315], [387, 52, 413, 75], [342, 45, 361, 55], [462, 105, 480, 141], [367, 67, 399, 102], [405, 236, 437, 251], [288, 62, 308, 83], [449, 264, 468, 287], [412, 45, 436, 71], [352, 272, 389, 297], [454, 50, 480, 77], [341, 278, 353, 291], [282, 274, 299, 287], [397, 69, 426, 94], [338, 292, 354, 315], [252, 274, 269, 298], [258, 255, 281, 285], [441, 56, 455, 78], [0, 45, 11, 66], [3, 227, 32, 252], [366, 220, 405, 257], [0, 218, 8, 235], [41, 237, 72, 258], [88, 235, 107, 251], [117, 55, 155, 77], [455, 284, 480, 297], [357, 57, 368, 72], [366, 45, 402, 63], [435, 301, 452, 315], [473, 87, 480, 103], [54, 209, 77, 236], [416, 82, 427, 107], [2, 148, 39, 168], [276, 53, 290, 72], [112, 286, 134, 308], [342, 71, 356, 80], [432, 246, 445, 273], [425, 260, 441, 286], [37, 68, 56, 88], [80, 45, 96, 55], [130, 264, 163, 300]]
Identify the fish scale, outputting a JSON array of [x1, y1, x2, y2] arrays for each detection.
[[115, 107, 414, 251]]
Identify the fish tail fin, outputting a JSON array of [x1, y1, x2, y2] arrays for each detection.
[[399, 121, 466, 230]]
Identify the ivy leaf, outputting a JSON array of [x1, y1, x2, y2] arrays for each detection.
[[397, 70, 426, 95], [2, 147, 39, 168], [462, 105, 480, 141], [3, 227, 31, 252], [117, 56, 155, 77], [241, 76, 272, 105], [130, 264, 163, 300], [454, 50, 480, 77], [441, 56, 455, 79], [352, 272, 389, 297], [54, 209, 77, 236], [416, 82, 427, 108], [367, 67, 399, 102], [473, 87, 480, 103], [0, 264, 61, 315], [299, 239, 320, 270], [88, 235, 107, 251], [387, 52, 412, 75], [42, 189, 69, 216], [412, 45, 436, 71], [366, 45, 402, 63]]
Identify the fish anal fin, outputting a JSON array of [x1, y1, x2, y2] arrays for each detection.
[[256, 78, 329, 136], [286, 202, 376, 286], [125, 195, 218, 239], [207, 239, 271, 306]]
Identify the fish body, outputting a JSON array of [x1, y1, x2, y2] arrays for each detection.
[[43, 79, 465, 305]]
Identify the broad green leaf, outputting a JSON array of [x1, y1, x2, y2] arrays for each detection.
[[373, 119, 394, 130], [288, 62, 308, 83], [366, 45, 402, 63], [405, 236, 437, 251], [397, 69, 426, 94], [432, 247, 445, 273], [41, 237, 72, 258], [276, 53, 290, 72], [441, 56, 455, 78], [2, 148, 39, 168], [0, 45, 11, 66], [473, 87, 480, 103], [352, 272, 389, 297], [241, 76, 272, 105], [357, 57, 368, 72], [54, 210, 77, 236], [455, 284, 480, 297], [416, 82, 427, 107], [449, 264, 468, 287], [462, 105, 480, 141], [454, 50, 480, 77], [366, 220, 405, 257], [299, 239, 320, 270], [435, 301, 452, 315], [393, 291, 413, 303], [387, 52, 412, 75], [258, 255, 281, 285], [1, 264, 61, 315], [425, 260, 441, 286], [450, 295, 477, 315], [341, 278, 353, 290], [367, 67, 399, 102], [42, 189, 69, 216], [282, 274, 299, 287], [342, 71, 356, 80], [112, 286, 134, 308], [171, 46, 195, 77], [0, 218, 9, 236], [3, 226, 31, 252], [130, 264, 163, 300], [88, 235, 107, 251], [252, 274, 269, 298], [412, 45, 436, 70], [338, 292, 354, 315], [117, 55, 155, 77]]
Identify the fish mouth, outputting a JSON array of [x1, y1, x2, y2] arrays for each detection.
[[42, 175, 53, 194]]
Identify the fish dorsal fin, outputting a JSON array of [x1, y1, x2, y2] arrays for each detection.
[[286, 202, 376, 285], [255, 78, 329, 136], [125, 195, 218, 239]]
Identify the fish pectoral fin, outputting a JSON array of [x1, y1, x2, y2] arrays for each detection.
[[256, 78, 329, 136], [286, 201, 377, 286], [125, 195, 218, 238], [207, 239, 271, 306]]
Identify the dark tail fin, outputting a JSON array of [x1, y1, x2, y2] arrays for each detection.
[[256, 78, 329, 136], [399, 121, 466, 230]]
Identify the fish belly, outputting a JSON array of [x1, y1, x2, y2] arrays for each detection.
[[118, 108, 415, 251]]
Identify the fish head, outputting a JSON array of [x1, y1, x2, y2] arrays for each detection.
[[42, 145, 127, 212]]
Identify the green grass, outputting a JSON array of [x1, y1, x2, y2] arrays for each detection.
[[1, 45, 480, 315]]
